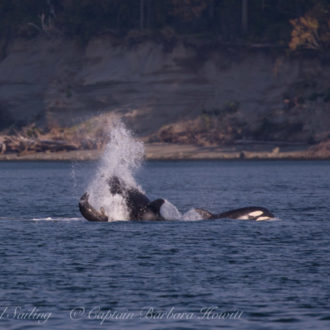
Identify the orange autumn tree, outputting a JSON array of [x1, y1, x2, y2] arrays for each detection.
[[289, 4, 330, 51], [289, 15, 321, 50]]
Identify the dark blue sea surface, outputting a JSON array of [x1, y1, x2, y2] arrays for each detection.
[[0, 160, 329, 329]]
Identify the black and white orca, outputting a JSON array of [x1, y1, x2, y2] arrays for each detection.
[[79, 192, 108, 222], [194, 206, 274, 221], [79, 176, 165, 222], [79, 176, 274, 222]]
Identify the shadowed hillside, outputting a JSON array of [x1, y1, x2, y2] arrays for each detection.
[[0, 0, 329, 159]]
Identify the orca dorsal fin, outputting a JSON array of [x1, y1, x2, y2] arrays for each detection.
[[148, 199, 165, 214]]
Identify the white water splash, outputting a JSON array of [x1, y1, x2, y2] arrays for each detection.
[[87, 120, 144, 221], [182, 208, 204, 221], [32, 217, 82, 221], [159, 200, 182, 220], [85, 120, 202, 222], [160, 200, 203, 221]]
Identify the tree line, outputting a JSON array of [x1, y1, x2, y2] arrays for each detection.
[[0, 0, 329, 50]]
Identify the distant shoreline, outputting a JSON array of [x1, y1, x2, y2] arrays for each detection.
[[0, 143, 329, 161]]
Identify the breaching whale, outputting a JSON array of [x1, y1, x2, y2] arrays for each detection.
[[79, 176, 166, 221], [79, 176, 274, 222]]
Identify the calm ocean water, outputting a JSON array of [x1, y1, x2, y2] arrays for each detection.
[[0, 160, 329, 329]]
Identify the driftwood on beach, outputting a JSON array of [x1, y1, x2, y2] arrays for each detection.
[[0, 135, 81, 154], [0, 121, 109, 156]]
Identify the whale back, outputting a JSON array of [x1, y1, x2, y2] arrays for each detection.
[[215, 206, 274, 221]]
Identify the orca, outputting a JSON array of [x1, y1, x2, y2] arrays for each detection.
[[79, 192, 108, 222], [79, 176, 274, 222], [194, 206, 274, 221], [79, 177, 165, 222]]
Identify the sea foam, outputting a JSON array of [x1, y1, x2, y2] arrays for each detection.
[[87, 120, 144, 221], [86, 120, 201, 221]]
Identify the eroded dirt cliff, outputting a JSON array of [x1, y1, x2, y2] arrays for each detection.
[[0, 36, 329, 148]]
